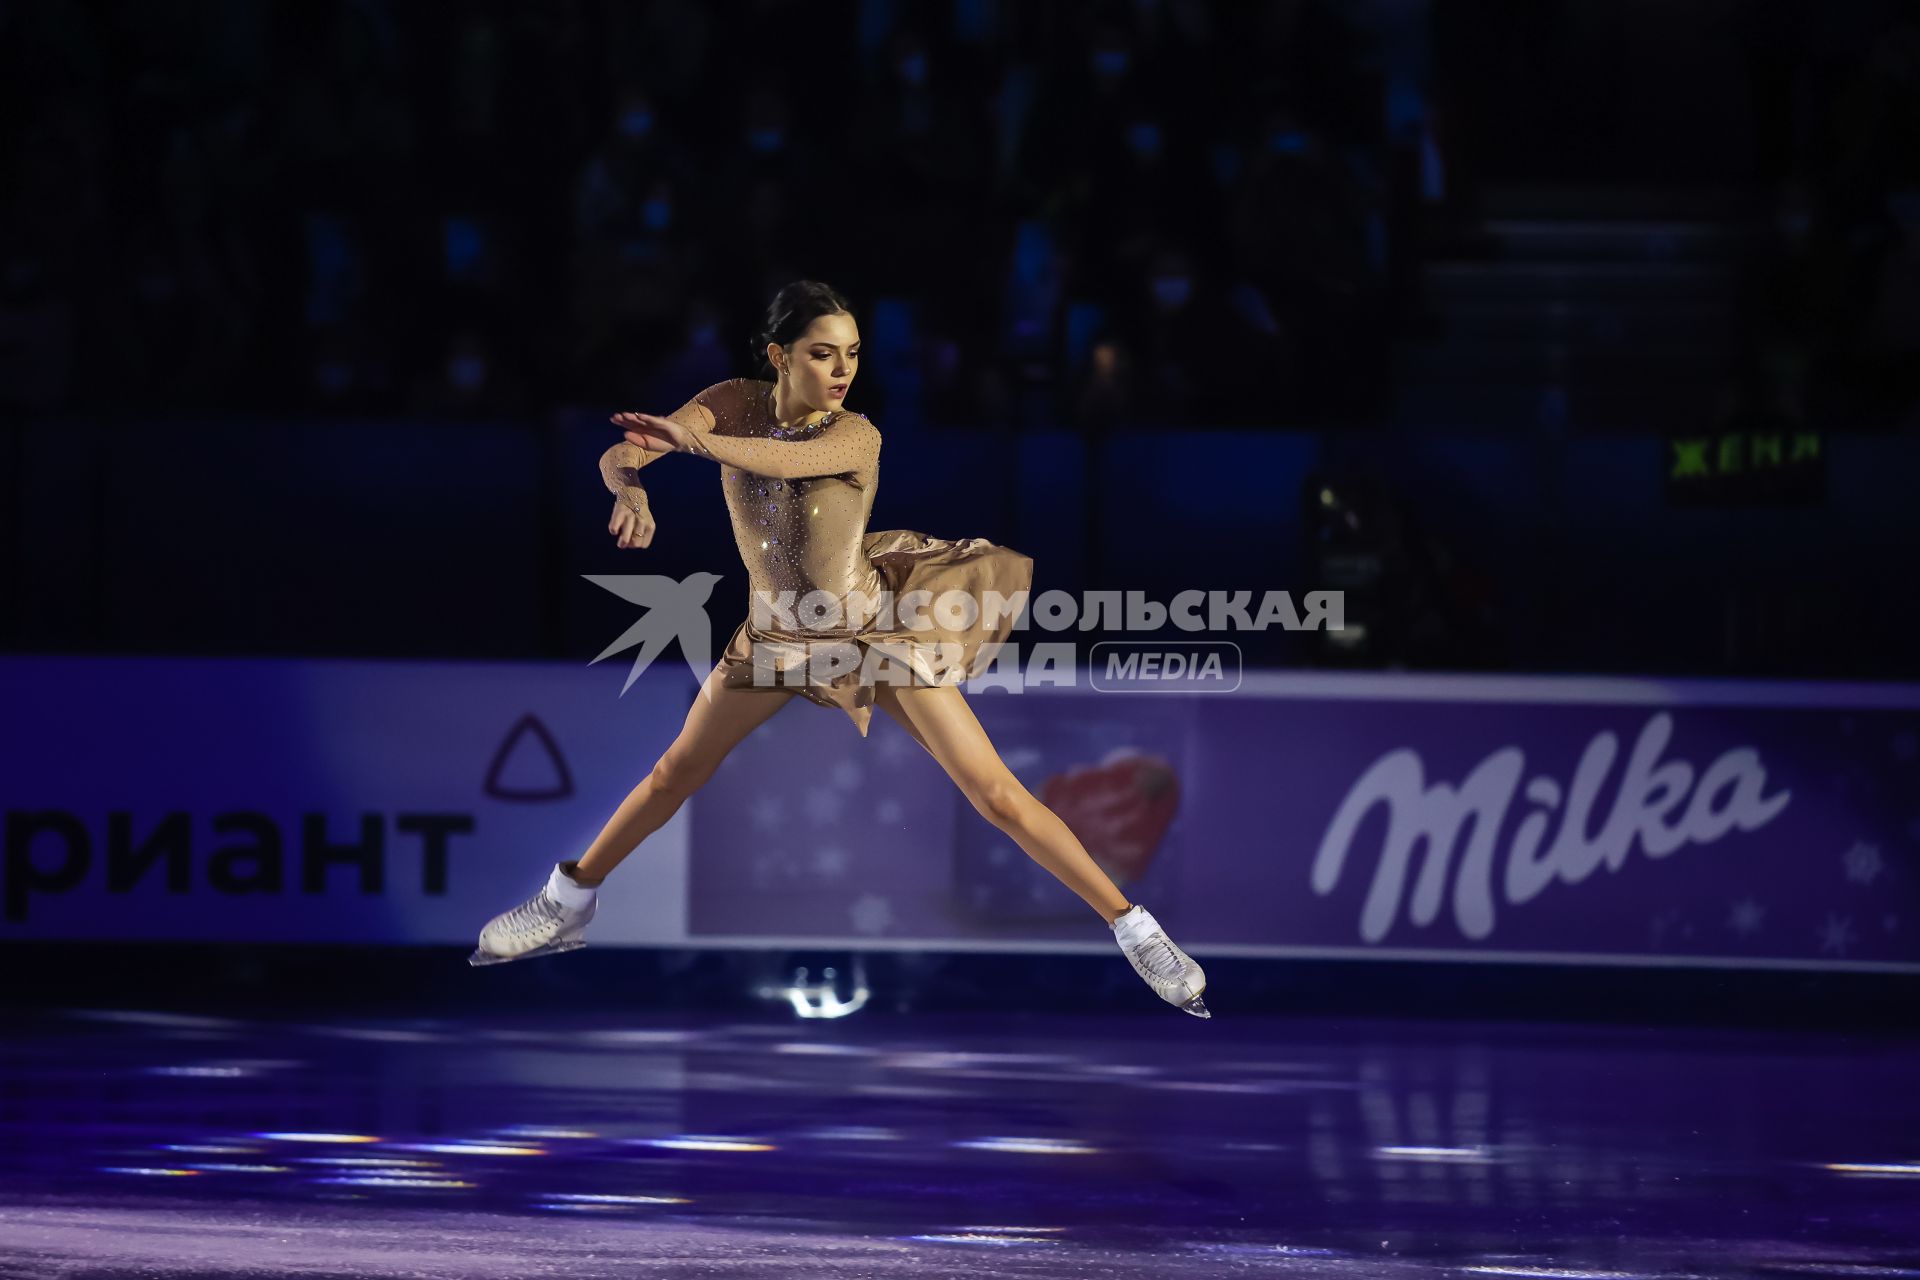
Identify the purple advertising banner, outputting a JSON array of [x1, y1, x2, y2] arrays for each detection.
[[687, 673, 1920, 972], [3, 653, 1913, 971]]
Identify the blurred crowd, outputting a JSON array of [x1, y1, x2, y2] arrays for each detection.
[[6, 0, 1918, 677], [0, 0, 1412, 429], [5, 0, 1911, 439]]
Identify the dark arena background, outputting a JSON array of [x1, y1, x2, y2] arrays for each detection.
[[5, 2, 1920, 1276]]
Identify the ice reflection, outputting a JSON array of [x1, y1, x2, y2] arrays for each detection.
[[8, 1006, 1916, 1276], [1821, 1160, 1920, 1177], [902, 1232, 1060, 1246], [954, 1136, 1101, 1155], [626, 1135, 777, 1152]]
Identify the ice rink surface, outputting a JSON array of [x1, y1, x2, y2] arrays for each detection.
[[2, 1005, 1916, 1278]]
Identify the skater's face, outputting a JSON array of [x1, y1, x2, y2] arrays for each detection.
[[771, 312, 859, 414]]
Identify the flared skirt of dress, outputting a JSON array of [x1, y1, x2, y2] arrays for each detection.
[[711, 529, 1034, 737]]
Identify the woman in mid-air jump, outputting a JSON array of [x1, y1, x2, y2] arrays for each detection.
[[470, 280, 1208, 1017]]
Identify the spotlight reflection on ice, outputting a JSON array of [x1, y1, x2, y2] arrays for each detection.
[[760, 962, 872, 1019], [886, 1050, 1079, 1071], [806, 1126, 902, 1141], [575, 1029, 698, 1046], [314, 1175, 477, 1189], [494, 1126, 596, 1139], [394, 1143, 545, 1156], [627, 1135, 777, 1152], [255, 1132, 383, 1143], [903, 1233, 1059, 1247], [545, 1193, 692, 1205], [1749, 1266, 1920, 1277], [1463, 1268, 1651, 1278], [304, 1025, 446, 1043], [1377, 1145, 1495, 1162], [1188, 1243, 1342, 1257], [953, 1136, 1100, 1155], [774, 1041, 874, 1055], [1822, 1161, 1920, 1177]]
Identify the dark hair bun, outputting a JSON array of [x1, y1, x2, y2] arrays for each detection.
[[751, 280, 855, 376]]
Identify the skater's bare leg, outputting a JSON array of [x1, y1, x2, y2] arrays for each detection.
[[571, 668, 796, 882], [874, 679, 1133, 922]]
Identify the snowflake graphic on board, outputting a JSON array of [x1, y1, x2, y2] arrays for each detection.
[[1843, 841, 1886, 886], [1727, 898, 1766, 936], [810, 845, 851, 882], [830, 759, 864, 791], [749, 793, 787, 833], [1648, 908, 1687, 948], [1817, 913, 1856, 956], [875, 728, 917, 766], [803, 786, 847, 826], [875, 797, 905, 827], [849, 892, 894, 936]]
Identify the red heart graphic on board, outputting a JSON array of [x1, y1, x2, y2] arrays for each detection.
[[1039, 750, 1180, 887]]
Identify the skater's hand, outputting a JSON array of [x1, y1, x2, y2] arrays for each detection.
[[612, 411, 695, 455], [609, 495, 655, 549]]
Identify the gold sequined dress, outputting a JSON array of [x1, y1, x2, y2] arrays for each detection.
[[601, 377, 1032, 737]]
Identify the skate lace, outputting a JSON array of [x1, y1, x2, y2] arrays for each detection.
[[1132, 931, 1188, 982], [500, 894, 566, 939]]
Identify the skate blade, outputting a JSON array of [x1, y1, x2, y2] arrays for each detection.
[[468, 936, 587, 967], [1180, 989, 1211, 1019]]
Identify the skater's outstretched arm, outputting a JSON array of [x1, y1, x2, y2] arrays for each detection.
[[599, 440, 666, 505], [599, 442, 663, 549], [600, 377, 740, 501], [600, 380, 745, 546], [611, 376, 880, 479], [678, 411, 879, 479], [614, 396, 879, 481]]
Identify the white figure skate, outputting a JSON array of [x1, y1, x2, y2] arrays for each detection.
[[1111, 903, 1211, 1018], [469, 863, 597, 966]]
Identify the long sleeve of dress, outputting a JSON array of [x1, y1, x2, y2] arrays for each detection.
[[669, 377, 881, 480], [685, 413, 880, 479], [598, 440, 665, 512], [600, 379, 739, 504]]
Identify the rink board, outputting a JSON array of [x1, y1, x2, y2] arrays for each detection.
[[2, 655, 1917, 972]]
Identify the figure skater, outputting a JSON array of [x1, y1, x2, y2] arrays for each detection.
[[470, 280, 1208, 1017]]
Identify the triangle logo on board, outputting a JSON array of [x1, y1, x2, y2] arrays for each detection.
[[484, 714, 574, 801]]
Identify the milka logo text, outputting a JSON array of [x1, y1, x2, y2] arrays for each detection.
[[1310, 712, 1790, 942]]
